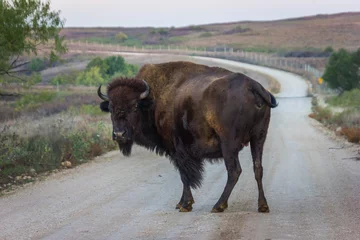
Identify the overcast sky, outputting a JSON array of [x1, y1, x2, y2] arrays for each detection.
[[51, 0, 360, 27]]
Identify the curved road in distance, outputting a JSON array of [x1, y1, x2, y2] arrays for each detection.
[[1, 54, 360, 240]]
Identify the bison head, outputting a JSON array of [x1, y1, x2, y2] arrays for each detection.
[[98, 79, 151, 156]]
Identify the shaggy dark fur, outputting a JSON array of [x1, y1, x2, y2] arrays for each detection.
[[98, 61, 278, 213]]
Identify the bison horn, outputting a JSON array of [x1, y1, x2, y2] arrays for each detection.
[[140, 80, 150, 99], [97, 85, 109, 101]]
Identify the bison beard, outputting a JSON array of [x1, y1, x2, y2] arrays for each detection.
[[118, 140, 133, 156]]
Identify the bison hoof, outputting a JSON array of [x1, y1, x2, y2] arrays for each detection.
[[211, 202, 228, 213], [179, 205, 193, 212], [178, 200, 194, 212], [258, 204, 270, 213], [176, 200, 194, 210]]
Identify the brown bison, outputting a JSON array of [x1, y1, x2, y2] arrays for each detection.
[[98, 61, 278, 213]]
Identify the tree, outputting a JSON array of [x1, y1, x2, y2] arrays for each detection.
[[104, 56, 125, 76], [85, 57, 108, 77], [76, 66, 105, 86], [115, 32, 128, 42], [322, 48, 360, 91], [0, 0, 66, 77], [85, 56, 127, 79]]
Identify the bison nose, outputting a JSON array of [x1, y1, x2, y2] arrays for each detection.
[[113, 130, 127, 140]]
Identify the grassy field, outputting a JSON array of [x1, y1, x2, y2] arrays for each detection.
[[0, 54, 141, 190], [0, 87, 116, 189], [60, 12, 360, 52]]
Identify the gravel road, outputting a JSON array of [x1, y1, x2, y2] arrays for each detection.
[[1, 54, 360, 240]]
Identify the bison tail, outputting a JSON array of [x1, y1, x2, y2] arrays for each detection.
[[251, 81, 279, 108]]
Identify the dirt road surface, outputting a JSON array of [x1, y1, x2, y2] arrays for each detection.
[[1, 54, 360, 240]]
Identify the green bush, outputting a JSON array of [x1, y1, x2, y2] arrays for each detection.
[[85, 56, 139, 80], [323, 48, 360, 91], [29, 57, 46, 71], [76, 66, 106, 86], [86, 57, 109, 77], [158, 28, 168, 35], [51, 56, 139, 87], [115, 32, 128, 42]]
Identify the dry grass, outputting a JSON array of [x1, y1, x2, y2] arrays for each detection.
[[340, 127, 360, 143], [0, 110, 116, 186], [60, 12, 360, 52], [0, 89, 100, 123]]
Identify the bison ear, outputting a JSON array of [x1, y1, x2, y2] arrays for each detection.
[[100, 101, 110, 112]]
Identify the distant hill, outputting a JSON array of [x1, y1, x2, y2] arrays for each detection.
[[60, 12, 360, 53]]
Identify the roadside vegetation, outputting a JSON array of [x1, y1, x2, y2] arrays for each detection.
[[50, 55, 139, 86], [310, 48, 360, 144], [0, 106, 116, 188], [0, 53, 139, 191]]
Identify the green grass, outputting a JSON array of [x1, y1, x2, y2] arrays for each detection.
[[68, 104, 106, 116], [327, 89, 360, 108], [82, 36, 142, 47], [199, 32, 213, 38], [13, 92, 58, 111], [122, 37, 142, 47], [229, 44, 325, 54]]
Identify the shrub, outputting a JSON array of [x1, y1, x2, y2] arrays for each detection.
[[76, 66, 106, 86], [322, 48, 360, 91], [158, 28, 169, 35], [115, 32, 128, 42], [29, 57, 46, 72], [86, 57, 109, 77], [324, 46, 334, 53], [199, 32, 212, 38], [340, 127, 360, 143]]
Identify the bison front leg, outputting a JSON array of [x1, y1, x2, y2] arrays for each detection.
[[176, 173, 195, 212], [250, 130, 270, 213], [212, 145, 242, 213]]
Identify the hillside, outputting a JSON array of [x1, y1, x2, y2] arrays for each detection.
[[60, 12, 360, 52]]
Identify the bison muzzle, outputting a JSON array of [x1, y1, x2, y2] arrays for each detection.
[[98, 61, 278, 213]]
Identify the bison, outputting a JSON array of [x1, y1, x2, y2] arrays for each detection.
[[98, 61, 278, 213]]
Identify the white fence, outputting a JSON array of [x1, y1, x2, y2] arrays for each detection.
[[66, 40, 327, 79]]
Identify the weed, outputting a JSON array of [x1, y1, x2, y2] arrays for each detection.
[[327, 89, 360, 108]]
